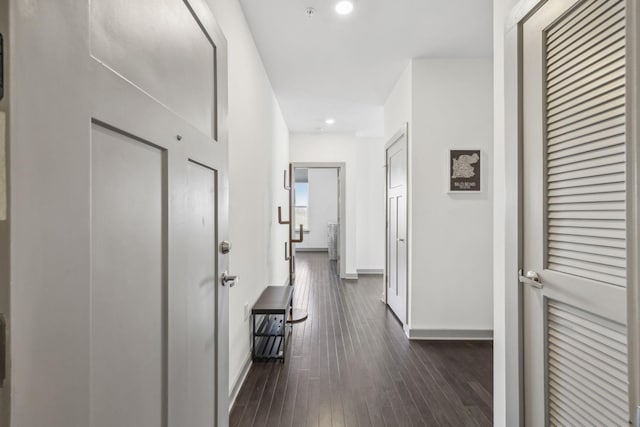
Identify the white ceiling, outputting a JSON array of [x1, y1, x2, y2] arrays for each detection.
[[239, 0, 493, 137]]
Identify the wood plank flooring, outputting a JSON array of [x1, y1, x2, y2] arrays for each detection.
[[230, 253, 493, 427]]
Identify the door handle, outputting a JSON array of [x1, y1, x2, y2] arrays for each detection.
[[221, 272, 238, 288], [397, 238, 405, 242], [519, 269, 543, 289]]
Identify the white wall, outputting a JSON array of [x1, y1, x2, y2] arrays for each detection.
[[297, 168, 338, 250], [290, 133, 385, 275], [384, 59, 494, 336], [411, 59, 494, 332], [204, 0, 290, 395], [384, 63, 412, 141], [355, 141, 386, 271]]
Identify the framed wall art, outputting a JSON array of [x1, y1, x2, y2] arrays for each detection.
[[449, 149, 481, 192]]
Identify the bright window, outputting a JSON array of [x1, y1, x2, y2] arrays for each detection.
[[295, 169, 309, 232], [295, 182, 309, 231]]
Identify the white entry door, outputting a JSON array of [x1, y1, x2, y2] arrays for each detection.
[[386, 127, 408, 324], [8, 1, 230, 426], [522, 0, 632, 424]]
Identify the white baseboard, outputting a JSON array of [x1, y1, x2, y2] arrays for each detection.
[[357, 269, 384, 275], [407, 328, 493, 340], [295, 248, 328, 252], [229, 353, 252, 412]]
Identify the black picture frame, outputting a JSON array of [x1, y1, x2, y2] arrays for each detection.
[[449, 149, 481, 192]]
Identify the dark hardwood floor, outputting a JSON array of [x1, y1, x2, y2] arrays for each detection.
[[230, 252, 493, 427]]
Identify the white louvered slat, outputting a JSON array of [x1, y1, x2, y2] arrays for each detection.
[[547, 87, 625, 123], [548, 225, 625, 239], [547, 40, 624, 103], [547, 98, 624, 132], [548, 248, 626, 269], [547, 115, 625, 147], [548, 111, 624, 144], [548, 336, 628, 384], [548, 154, 625, 176], [547, 37, 625, 86], [546, 58, 625, 107], [548, 354, 628, 411], [548, 183, 625, 198], [545, 0, 602, 45], [547, 126, 624, 154], [547, 41, 625, 101], [547, 2, 624, 61], [546, 200, 624, 211], [547, 172, 625, 190], [550, 367, 628, 415], [548, 191, 625, 205], [547, 85, 624, 122], [547, 233, 625, 249], [544, 0, 626, 289], [548, 218, 624, 228], [546, 10, 625, 75], [548, 240, 626, 259], [547, 142, 625, 167], [549, 379, 621, 425], [547, 301, 629, 426], [546, 0, 615, 46]]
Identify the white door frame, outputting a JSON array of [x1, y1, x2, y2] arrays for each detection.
[[503, 0, 640, 424], [384, 123, 409, 326], [291, 162, 347, 279]]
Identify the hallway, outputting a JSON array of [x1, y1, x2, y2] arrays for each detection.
[[230, 253, 493, 426]]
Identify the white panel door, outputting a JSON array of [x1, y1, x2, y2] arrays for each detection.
[[185, 161, 218, 427], [90, 125, 166, 427], [8, 0, 230, 426], [386, 129, 408, 324], [522, 1, 631, 424]]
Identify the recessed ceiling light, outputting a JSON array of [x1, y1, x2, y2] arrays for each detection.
[[325, 118, 336, 125], [335, 1, 354, 15]]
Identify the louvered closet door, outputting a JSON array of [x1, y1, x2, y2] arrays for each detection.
[[522, 0, 631, 425]]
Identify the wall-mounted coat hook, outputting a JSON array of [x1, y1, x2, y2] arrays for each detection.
[[291, 224, 304, 243], [284, 242, 291, 261], [284, 169, 291, 190], [277, 206, 290, 225]]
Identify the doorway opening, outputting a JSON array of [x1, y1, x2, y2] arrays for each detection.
[[292, 163, 346, 279]]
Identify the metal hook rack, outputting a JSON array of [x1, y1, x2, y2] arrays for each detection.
[[284, 242, 291, 261], [275, 163, 308, 323], [277, 206, 290, 225]]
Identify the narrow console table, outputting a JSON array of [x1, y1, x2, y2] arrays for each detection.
[[252, 286, 294, 363]]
